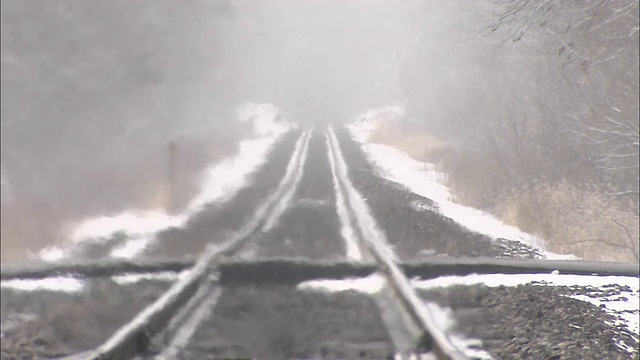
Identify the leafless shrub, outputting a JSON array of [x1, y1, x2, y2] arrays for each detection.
[[369, 121, 449, 162], [394, 0, 638, 263], [499, 181, 639, 262]]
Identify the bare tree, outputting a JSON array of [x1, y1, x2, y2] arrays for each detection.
[[489, 0, 639, 213], [400, 0, 638, 261]]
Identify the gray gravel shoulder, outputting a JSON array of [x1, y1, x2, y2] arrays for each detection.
[[419, 282, 639, 359]]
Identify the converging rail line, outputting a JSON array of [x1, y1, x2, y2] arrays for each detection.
[[67, 129, 313, 360]]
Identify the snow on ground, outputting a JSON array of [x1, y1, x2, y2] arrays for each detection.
[[0, 271, 188, 294], [237, 102, 292, 138], [1, 277, 85, 292], [111, 271, 186, 285], [297, 273, 386, 295], [69, 213, 183, 246], [36, 103, 295, 262], [347, 108, 576, 260]]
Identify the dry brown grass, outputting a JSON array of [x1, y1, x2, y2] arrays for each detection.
[[366, 120, 639, 263], [498, 181, 639, 263], [368, 121, 450, 162], [1, 234, 32, 266], [1, 200, 62, 266]]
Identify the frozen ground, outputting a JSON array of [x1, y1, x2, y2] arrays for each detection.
[[347, 106, 576, 260], [37, 103, 295, 263], [298, 272, 639, 358]]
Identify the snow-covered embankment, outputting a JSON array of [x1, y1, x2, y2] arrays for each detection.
[[347, 106, 575, 260]]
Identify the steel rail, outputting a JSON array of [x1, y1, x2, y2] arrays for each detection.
[[327, 126, 468, 359]]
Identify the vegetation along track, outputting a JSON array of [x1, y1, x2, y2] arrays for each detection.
[[2, 126, 638, 359]]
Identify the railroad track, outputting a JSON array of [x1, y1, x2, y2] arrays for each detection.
[[2, 126, 638, 360], [77, 129, 313, 359], [82, 126, 461, 359]]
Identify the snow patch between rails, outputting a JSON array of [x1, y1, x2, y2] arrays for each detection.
[[38, 103, 295, 262], [1, 277, 85, 292], [413, 273, 640, 355], [347, 118, 575, 260], [297, 273, 386, 294]]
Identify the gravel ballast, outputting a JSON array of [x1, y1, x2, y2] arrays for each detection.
[[148, 284, 394, 359], [333, 126, 542, 261], [418, 281, 639, 359]]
